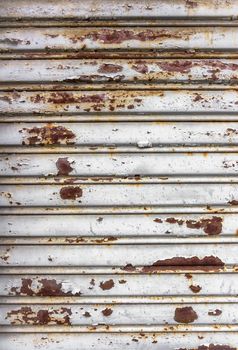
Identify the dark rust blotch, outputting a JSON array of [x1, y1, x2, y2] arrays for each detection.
[[174, 306, 198, 324], [102, 308, 113, 316], [99, 279, 114, 290], [56, 157, 74, 176], [60, 186, 82, 200]]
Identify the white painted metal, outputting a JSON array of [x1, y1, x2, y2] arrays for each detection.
[[0, 1, 238, 349]]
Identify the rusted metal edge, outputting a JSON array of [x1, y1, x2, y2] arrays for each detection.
[[1, 0, 238, 19], [0, 325, 238, 333], [1, 146, 238, 154], [0, 206, 237, 214], [2, 19, 238, 28], [1, 296, 237, 304], [0, 176, 238, 185], [2, 83, 238, 91], [2, 50, 238, 60], [1, 237, 238, 245], [1, 266, 237, 274], [1, 114, 238, 122]]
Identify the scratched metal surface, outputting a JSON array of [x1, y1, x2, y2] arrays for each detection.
[[0, 1, 238, 350]]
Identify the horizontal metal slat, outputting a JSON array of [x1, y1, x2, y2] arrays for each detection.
[[1, 332, 238, 350], [1, 273, 238, 296], [1, 59, 238, 84], [0, 122, 238, 146], [1, 153, 238, 176], [0, 243, 237, 267], [0, 303, 236, 326], [1, 0, 238, 19], [1, 27, 238, 52], [1, 90, 238, 114], [0, 183, 238, 206], [0, 213, 236, 237]]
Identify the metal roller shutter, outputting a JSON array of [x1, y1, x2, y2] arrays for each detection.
[[0, 1, 238, 349]]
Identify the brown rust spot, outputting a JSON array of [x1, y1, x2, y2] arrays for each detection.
[[154, 218, 162, 223], [60, 186, 82, 200], [6, 306, 72, 325], [208, 309, 222, 316], [21, 124, 76, 146], [165, 216, 223, 235], [186, 216, 223, 236], [10, 278, 81, 297], [189, 284, 202, 293], [99, 279, 114, 290], [83, 311, 91, 318], [166, 217, 184, 225], [121, 263, 136, 272], [56, 157, 74, 176], [98, 63, 123, 73], [228, 200, 238, 205], [142, 256, 225, 273], [102, 308, 113, 316], [47, 92, 106, 104], [174, 306, 198, 324]]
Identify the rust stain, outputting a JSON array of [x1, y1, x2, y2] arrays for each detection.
[[142, 256, 225, 273], [99, 279, 114, 290], [56, 157, 74, 176], [20, 124, 76, 145], [185, 0, 198, 8], [98, 63, 123, 73], [189, 284, 202, 293], [102, 308, 113, 316], [208, 309, 222, 316], [6, 306, 72, 325], [174, 306, 198, 324], [10, 278, 81, 296], [59, 186, 82, 200], [121, 263, 136, 272], [47, 92, 106, 104], [163, 216, 223, 236], [69, 29, 183, 45], [83, 311, 91, 318], [158, 60, 193, 73]]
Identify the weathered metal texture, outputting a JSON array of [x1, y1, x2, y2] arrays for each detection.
[[1, 1, 238, 350]]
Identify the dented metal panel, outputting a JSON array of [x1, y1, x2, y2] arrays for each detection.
[[0, 1, 238, 350]]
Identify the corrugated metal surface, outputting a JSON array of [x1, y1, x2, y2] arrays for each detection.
[[0, 1, 238, 349]]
